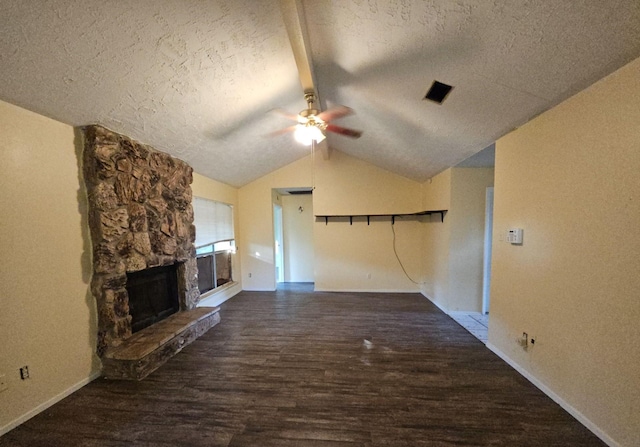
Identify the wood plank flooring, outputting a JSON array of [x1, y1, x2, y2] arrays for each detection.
[[1, 284, 605, 446]]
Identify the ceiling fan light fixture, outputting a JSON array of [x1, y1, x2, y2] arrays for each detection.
[[268, 92, 359, 143], [294, 123, 325, 146]]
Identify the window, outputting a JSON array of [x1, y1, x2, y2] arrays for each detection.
[[193, 197, 235, 294]]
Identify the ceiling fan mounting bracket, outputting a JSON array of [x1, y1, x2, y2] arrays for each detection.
[[299, 93, 324, 128], [304, 91, 317, 108]]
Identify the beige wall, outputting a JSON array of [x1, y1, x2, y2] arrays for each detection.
[[191, 173, 238, 207], [0, 100, 100, 434], [448, 168, 494, 312], [314, 151, 424, 292], [420, 167, 493, 313], [489, 57, 640, 446], [420, 170, 452, 309], [191, 173, 242, 305], [314, 150, 421, 215], [314, 216, 423, 292], [238, 155, 312, 290], [282, 194, 314, 282], [422, 168, 451, 212]]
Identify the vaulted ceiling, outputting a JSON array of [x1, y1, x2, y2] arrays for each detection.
[[1, 1, 639, 187]]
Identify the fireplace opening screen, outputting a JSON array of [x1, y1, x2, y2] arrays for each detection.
[[126, 264, 180, 333]]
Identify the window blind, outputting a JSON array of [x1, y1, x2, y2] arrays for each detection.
[[193, 197, 234, 248]]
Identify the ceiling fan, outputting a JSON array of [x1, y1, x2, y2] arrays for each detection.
[[269, 92, 362, 146]]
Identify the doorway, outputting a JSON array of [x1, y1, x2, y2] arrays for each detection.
[[281, 193, 314, 283], [273, 188, 315, 289]]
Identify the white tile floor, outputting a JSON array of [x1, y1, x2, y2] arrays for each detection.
[[449, 312, 489, 344]]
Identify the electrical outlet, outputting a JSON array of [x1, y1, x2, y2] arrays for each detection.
[[20, 366, 29, 380], [0, 374, 8, 392], [248, 272, 252, 278]]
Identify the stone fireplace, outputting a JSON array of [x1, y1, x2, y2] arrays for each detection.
[[83, 125, 219, 379]]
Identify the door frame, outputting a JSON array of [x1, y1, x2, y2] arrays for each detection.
[[482, 186, 494, 314], [273, 203, 284, 284]]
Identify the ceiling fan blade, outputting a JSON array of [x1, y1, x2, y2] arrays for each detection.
[[270, 108, 300, 122], [265, 125, 297, 138], [326, 123, 362, 139], [317, 105, 354, 123]]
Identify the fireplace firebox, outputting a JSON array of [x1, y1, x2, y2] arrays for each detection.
[[126, 264, 180, 333]]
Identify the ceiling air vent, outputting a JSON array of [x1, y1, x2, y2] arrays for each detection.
[[424, 80, 453, 104], [287, 189, 313, 195]]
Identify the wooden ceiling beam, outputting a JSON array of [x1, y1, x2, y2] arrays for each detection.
[[279, 0, 331, 160]]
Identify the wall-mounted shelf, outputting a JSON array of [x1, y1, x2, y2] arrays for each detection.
[[315, 210, 447, 225]]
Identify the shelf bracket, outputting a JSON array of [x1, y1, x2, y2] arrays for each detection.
[[324, 216, 328, 225], [392, 215, 396, 225], [367, 215, 370, 225], [349, 216, 353, 225]]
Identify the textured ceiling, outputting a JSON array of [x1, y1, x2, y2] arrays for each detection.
[[1, 0, 639, 187]]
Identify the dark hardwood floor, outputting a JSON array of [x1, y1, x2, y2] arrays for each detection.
[[1, 284, 605, 446]]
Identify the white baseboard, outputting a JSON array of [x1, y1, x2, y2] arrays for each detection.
[[447, 311, 483, 317], [420, 291, 449, 314], [313, 288, 419, 293], [486, 343, 619, 447], [0, 370, 102, 437]]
